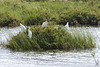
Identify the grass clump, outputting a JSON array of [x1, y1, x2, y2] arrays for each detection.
[[5, 26, 95, 51]]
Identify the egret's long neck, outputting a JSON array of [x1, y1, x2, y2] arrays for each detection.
[[28, 27, 30, 31], [67, 22, 69, 27], [28, 28, 30, 31], [67, 23, 68, 25]]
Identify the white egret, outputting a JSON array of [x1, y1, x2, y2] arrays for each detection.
[[20, 23, 26, 32], [42, 21, 48, 28], [65, 22, 70, 31], [28, 27, 32, 38]]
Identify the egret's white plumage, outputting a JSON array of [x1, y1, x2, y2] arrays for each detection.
[[20, 23, 26, 32], [42, 21, 48, 28], [28, 27, 32, 38], [65, 22, 70, 31]]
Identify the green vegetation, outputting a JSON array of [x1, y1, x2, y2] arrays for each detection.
[[0, 0, 100, 26], [5, 26, 95, 51]]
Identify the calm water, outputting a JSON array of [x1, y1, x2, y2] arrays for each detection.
[[0, 27, 100, 67]]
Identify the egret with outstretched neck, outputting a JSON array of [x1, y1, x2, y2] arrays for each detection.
[[20, 23, 26, 32], [28, 27, 32, 38], [42, 21, 48, 28], [65, 22, 70, 31]]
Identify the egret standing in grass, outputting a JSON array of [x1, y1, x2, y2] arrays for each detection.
[[65, 22, 70, 31], [42, 21, 48, 28], [20, 23, 26, 32], [28, 27, 32, 38]]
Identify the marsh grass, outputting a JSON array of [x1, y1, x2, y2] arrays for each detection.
[[0, 0, 100, 26], [5, 26, 95, 51]]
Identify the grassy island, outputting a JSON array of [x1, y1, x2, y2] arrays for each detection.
[[5, 26, 95, 51]]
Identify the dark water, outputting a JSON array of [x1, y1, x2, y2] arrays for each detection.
[[0, 27, 100, 67]]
